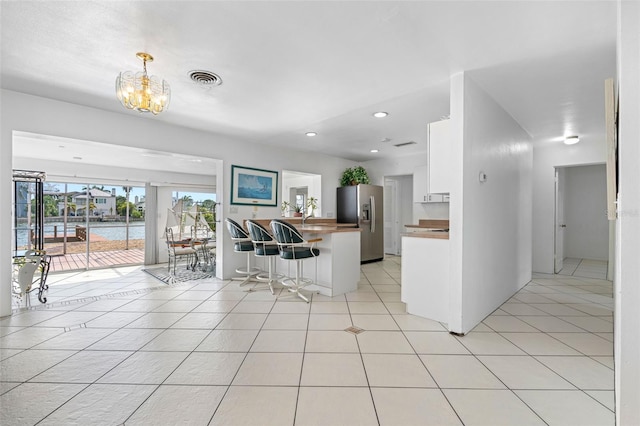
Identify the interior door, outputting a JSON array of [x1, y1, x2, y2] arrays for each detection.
[[554, 168, 566, 273], [384, 179, 398, 255]]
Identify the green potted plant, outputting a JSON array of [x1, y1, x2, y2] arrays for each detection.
[[306, 196, 318, 217], [340, 167, 354, 186], [293, 204, 303, 217], [340, 166, 370, 186]]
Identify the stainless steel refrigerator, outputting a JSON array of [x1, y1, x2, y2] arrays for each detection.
[[336, 184, 384, 263]]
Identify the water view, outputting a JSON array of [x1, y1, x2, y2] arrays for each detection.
[[15, 222, 145, 247]]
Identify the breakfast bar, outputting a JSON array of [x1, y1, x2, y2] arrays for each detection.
[[247, 219, 361, 297]]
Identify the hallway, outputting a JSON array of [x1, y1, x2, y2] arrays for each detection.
[[558, 258, 608, 280]]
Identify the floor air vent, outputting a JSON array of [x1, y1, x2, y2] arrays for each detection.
[[344, 326, 365, 335]]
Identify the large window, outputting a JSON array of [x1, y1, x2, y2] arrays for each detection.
[[36, 182, 146, 271], [171, 190, 217, 237]]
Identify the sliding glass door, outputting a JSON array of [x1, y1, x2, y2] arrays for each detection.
[[42, 182, 146, 271]]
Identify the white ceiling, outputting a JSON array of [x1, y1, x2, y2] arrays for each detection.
[[11, 131, 219, 177], [1, 1, 616, 163]]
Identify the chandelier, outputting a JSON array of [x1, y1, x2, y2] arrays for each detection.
[[116, 52, 170, 115]]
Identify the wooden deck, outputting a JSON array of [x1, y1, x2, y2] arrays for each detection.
[[48, 249, 145, 272]]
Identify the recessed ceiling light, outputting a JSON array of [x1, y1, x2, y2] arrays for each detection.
[[373, 111, 388, 118], [564, 135, 580, 145], [381, 138, 391, 143], [305, 132, 317, 137], [370, 149, 379, 153]]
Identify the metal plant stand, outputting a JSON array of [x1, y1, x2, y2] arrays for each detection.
[[12, 250, 51, 305]]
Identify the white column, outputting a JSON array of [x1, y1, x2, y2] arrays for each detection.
[[615, 1, 640, 423]]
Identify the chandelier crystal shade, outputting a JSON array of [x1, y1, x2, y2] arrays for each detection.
[[116, 52, 170, 115]]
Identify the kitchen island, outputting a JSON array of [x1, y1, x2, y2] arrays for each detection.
[[247, 219, 361, 297], [401, 220, 450, 324]]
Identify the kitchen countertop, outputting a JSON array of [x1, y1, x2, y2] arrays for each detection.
[[245, 218, 359, 234], [298, 224, 360, 234], [402, 231, 449, 240], [404, 219, 449, 239]]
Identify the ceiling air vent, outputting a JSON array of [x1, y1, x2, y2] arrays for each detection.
[[393, 141, 417, 148], [188, 70, 223, 88]]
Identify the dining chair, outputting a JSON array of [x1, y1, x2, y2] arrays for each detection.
[[165, 227, 198, 274]]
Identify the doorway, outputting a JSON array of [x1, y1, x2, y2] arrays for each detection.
[[45, 182, 146, 272], [384, 175, 413, 255], [554, 164, 610, 279], [281, 170, 322, 217]]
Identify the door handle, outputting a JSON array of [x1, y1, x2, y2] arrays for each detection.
[[559, 224, 567, 228], [370, 196, 375, 233]]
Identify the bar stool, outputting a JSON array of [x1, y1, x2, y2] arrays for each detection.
[[225, 218, 261, 287], [269, 219, 321, 303], [246, 220, 284, 295]]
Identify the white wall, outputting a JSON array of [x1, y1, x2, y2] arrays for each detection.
[[532, 138, 606, 273], [564, 164, 608, 260], [615, 0, 640, 423], [1, 89, 354, 317], [364, 153, 425, 185], [414, 201, 450, 222], [364, 155, 450, 223], [449, 72, 533, 334]]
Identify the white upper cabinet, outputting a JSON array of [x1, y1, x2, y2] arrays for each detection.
[[427, 119, 452, 194], [413, 165, 444, 203], [413, 164, 428, 203]]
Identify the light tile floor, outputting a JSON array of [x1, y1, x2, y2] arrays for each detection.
[[2, 257, 614, 425], [558, 257, 608, 280]]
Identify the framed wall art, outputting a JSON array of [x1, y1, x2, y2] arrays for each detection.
[[230, 165, 278, 206]]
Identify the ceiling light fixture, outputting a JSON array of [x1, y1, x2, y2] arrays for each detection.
[[564, 135, 580, 145], [305, 132, 317, 137], [370, 149, 379, 153], [373, 111, 388, 118], [116, 52, 171, 115]]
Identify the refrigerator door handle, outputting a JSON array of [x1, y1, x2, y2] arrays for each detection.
[[370, 195, 375, 233]]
